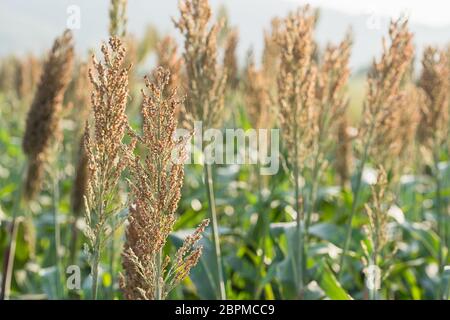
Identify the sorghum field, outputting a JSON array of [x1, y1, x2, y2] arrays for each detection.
[[0, 0, 449, 302]]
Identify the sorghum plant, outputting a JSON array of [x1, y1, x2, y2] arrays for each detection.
[[277, 6, 317, 297], [340, 19, 414, 276], [22, 30, 74, 200], [417, 47, 449, 297], [121, 67, 209, 300], [83, 37, 133, 299], [1, 30, 74, 301], [306, 33, 352, 231], [174, 0, 227, 300], [361, 166, 396, 300]]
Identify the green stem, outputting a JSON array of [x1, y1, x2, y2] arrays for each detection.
[[304, 153, 322, 242], [339, 130, 372, 279], [91, 162, 106, 300], [293, 158, 304, 298], [433, 152, 445, 299], [204, 163, 226, 300], [305, 177, 319, 233], [91, 241, 100, 300], [109, 234, 115, 300], [155, 249, 162, 300], [0, 217, 20, 300], [253, 163, 267, 299], [1, 167, 25, 300], [368, 262, 378, 300], [52, 169, 63, 299]]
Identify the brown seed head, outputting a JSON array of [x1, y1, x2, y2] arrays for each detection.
[[174, 0, 227, 128], [262, 18, 281, 85], [314, 33, 353, 172], [155, 36, 183, 95], [277, 6, 317, 169], [359, 19, 414, 170], [83, 37, 133, 261], [223, 28, 239, 90], [371, 85, 423, 176], [244, 55, 271, 129], [417, 47, 449, 154], [121, 67, 208, 300], [22, 30, 74, 200]]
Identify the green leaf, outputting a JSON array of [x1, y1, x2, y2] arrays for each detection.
[[401, 222, 440, 259], [316, 261, 353, 300], [270, 222, 345, 247]]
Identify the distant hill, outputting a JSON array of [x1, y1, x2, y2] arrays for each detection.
[[1, 0, 449, 71]]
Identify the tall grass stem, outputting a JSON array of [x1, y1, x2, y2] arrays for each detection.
[[204, 163, 226, 300], [339, 126, 373, 278], [1, 166, 25, 300]]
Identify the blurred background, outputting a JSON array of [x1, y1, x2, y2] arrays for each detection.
[[1, 0, 450, 71], [1, 0, 450, 301]]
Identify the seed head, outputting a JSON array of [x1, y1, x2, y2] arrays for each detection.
[[277, 6, 317, 169], [262, 18, 281, 85], [359, 19, 414, 171], [155, 36, 183, 95], [244, 55, 271, 129], [417, 47, 449, 154], [22, 30, 74, 200], [121, 67, 208, 300], [223, 28, 239, 90], [83, 37, 133, 265], [174, 0, 227, 128], [314, 33, 352, 172]]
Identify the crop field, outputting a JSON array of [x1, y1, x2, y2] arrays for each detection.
[[0, 0, 449, 301]]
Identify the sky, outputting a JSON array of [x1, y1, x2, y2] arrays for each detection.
[[1, 0, 449, 70], [290, 0, 450, 27]]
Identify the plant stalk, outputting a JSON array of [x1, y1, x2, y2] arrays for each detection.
[[155, 249, 162, 300], [433, 151, 446, 299], [368, 258, 378, 300], [52, 169, 63, 299], [339, 127, 373, 279], [91, 241, 100, 300], [0, 217, 20, 300], [1, 168, 25, 300], [254, 163, 267, 299], [204, 163, 226, 300], [109, 234, 115, 299], [293, 158, 305, 298]]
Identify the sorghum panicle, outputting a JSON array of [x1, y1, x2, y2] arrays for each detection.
[[22, 30, 74, 200], [173, 0, 227, 128], [360, 19, 414, 169], [277, 6, 317, 169], [417, 47, 449, 154], [121, 67, 208, 300], [83, 37, 133, 265]]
